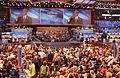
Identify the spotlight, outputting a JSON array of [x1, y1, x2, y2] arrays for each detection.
[[57, 2, 60, 5], [60, 2, 62, 4], [52, 5, 53, 7], [48, 5, 50, 7], [17, 4, 20, 6], [23, 3, 26, 6], [19, 3, 22, 6], [45, 2, 48, 5], [87, 6, 90, 8], [44, 5, 45, 7]]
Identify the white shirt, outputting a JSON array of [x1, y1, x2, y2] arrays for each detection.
[[38, 52, 46, 58], [75, 16, 79, 20]]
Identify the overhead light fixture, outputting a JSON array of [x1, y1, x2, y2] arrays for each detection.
[[112, 14, 120, 16], [102, 14, 120, 16]]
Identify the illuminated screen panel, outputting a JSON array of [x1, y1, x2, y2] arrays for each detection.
[[10, 32, 27, 38], [82, 33, 96, 38], [10, 8, 92, 25], [41, 9, 63, 24], [64, 10, 91, 25], [10, 29, 27, 38], [10, 8, 40, 24], [0, 18, 5, 26]]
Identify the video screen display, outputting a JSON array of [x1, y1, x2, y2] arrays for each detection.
[[10, 8, 92, 25], [10, 32, 27, 38], [95, 21, 120, 28], [64, 10, 91, 25], [82, 33, 96, 38], [41, 9, 63, 24], [10, 8, 40, 24], [0, 18, 5, 27]]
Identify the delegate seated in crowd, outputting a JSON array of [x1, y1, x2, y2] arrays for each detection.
[[0, 43, 120, 78]]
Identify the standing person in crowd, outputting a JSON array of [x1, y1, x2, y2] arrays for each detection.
[[112, 40, 118, 61], [39, 61, 50, 78], [23, 65, 31, 78], [68, 68, 75, 78], [90, 70, 96, 78], [29, 61, 36, 78], [106, 67, 112, 78], [116, 71, 120, 78], [33, 56, 40, 78]]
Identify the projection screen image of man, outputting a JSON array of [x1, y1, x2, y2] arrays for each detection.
[[68, 10, 83, 24], [16, 9, 32, 24]]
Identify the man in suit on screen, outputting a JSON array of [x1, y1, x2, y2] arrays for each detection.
[[68, 10, 83, 24], [16, 9, 32, 24]]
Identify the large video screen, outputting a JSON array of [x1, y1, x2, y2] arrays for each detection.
[[10, 32, 27, 38], [10, 8, 92, 25], [41, 9, 63, 24], [64, 10, 91, 25], [10, 8, 40, 24], [10, 29, 27, 38]]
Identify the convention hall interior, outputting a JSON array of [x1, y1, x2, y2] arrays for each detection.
[[0, 0, 120, 78]]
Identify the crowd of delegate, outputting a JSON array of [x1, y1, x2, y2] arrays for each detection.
[[36, 31, 71, 42], [0, 43, 120, 78]]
